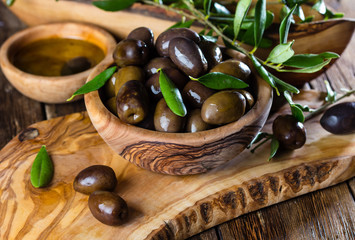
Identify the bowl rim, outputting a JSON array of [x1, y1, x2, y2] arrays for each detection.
[[85, 52, 273, 145], [0, 22, 116, 80], [0, 22, 117, 103]]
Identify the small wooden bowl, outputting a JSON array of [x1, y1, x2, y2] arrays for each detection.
[[85, 52, 273, 175], [0, 22, 116, 103]]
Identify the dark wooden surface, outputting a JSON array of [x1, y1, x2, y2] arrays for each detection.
[[0, 0, 354, 239]]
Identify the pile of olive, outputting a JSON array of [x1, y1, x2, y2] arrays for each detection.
[[73, 165, 129, 226], [101, 27, 255, 133]]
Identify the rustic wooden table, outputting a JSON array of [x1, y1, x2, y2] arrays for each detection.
[[0, 0, 354, 239]]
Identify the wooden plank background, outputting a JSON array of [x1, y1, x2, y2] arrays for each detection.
[[0, 0, 354, 239]]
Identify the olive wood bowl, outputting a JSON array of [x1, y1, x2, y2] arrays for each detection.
[[85, 52, 273, 175], [0, 22, 116, 103]]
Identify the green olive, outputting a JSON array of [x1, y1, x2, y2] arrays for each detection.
[[102, 72, 117, 99], [272, 115, 306, 150], [154, 98, 185, 132], [73, 165, 117, 195], [210, 59, 251, 83], [114, 66, 145, 95], [201, 90, 246, 125], [185, 109, 211, 132], [105, 97, 118, 115], [88, 191, 128, 226], [116, 80, 150, 124], [113, 39, 149, 67]]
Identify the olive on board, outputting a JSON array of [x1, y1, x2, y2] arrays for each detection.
[[114, 66, 145, 95], [168, 37, 208, 78], [154, 98, 185, 132], [210, 59, 251, 83], [201, 90, 246, 125], [61, 56, 91, 76], [182, 80, 216, 108], [186, 109, 211, 132], [145, 68, 189, 101], [272, 115, 306, 150], [320, 102, 355, 135], [116, 80, 150, 124], [127, 27, 154, 50], [73, 165, 117, 195], [198, 40, 222, 70], [88, 191, 129, 226], [113, 39, 149, 67], [155, 27, 200, 57], [144, 57, 177, 77]]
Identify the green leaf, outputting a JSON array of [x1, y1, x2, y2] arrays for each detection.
[[269, 137, 279, 161], [278, 59, 331, 73], [190, 72, 249, 90], [269, 73, 299, 94], [92, 0, 136, 11], [312, 0, 326, 15], [291, 104, 305, 122], [283, 52, 338, 68], [294, 103, 312, 112], [254, 0, 267, 47], [168, 19, 195, 29], [200, 35, 218, 43], [294, 5, 305, 21], [158, 69, 187, 117], [279, 4, 297, 44], [67, 66, 117, 101], [324, 80, 337, 103], [212, 2, 231, 15], [250, 54, 279, 94], [267, 41, 295, 64], [30, 146, 54, 188], [247, 132, 272, 148], [233, 0, 252, 40], [6, 0, 15, 6], [204, 0, 212, 15], [300, 16, 314, 23]]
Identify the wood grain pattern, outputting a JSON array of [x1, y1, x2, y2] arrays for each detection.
[[0, 91, 354, 240]]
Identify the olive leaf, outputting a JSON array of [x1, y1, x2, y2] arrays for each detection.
[[324, 80, 337, 103], [200, 35, 218, 43], [233, 0, 252, 40], [190, 72, 249, 90], [203, 0, 212, 15], [266, 41, 295, 64], [269, 73, 299, 94], [168, 19, 195, 29], [158, 69, 187, 117], [284, 91, 305, 122], [312, 0, 326, 14], [212, 2, 231, 15], [247, 132, 272, 149], [279, 4, 297, 44], [92, 0, 136, 11], [250, 54, 279, 95], [30, 146, 54, 188], [278, 59, 331, 73], [67, 66, 117, 101], [283, 52, 339, 68], [254, 0, 267, 48], [268, 137, 280, 161], [6, 0, 15, 6]]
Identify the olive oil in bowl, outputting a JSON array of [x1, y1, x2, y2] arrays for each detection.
[[12, 38, 105, 77]]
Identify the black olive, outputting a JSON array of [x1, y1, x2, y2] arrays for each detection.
[[73, 165, 117, 195], [113, 39, 149, 67], [320, 102, 355, 134], [88, 191, 128, 226], [272, 115, 306, 150]]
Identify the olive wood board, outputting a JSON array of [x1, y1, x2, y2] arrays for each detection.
[[0, 90, 354, 240]]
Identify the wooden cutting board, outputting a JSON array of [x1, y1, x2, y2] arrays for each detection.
[[1, 90, 354, 240]]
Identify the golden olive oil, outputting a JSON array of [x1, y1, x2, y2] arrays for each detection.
[[13, 38, 105, 76]]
